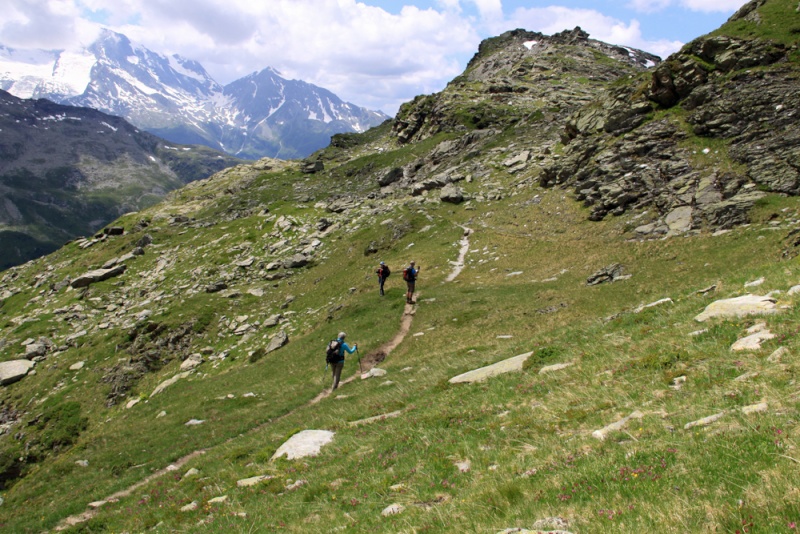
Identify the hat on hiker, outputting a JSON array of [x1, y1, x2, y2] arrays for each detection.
[[410, 261, 415, 265], [338, 332, 346, 339], [380, 261, 385, 265]]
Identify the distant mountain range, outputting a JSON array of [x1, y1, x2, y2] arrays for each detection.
[[0, 89, 243, 270], [0, 30, 389, 160]]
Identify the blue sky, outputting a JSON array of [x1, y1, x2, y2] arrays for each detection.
[[2, 0, 749, 114]]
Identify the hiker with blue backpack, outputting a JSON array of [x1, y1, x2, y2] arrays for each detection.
[[326, 332, 358, 390], [403, 261, 420, 304]]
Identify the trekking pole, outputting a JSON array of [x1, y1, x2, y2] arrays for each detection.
[[356, 347, 363, 374]]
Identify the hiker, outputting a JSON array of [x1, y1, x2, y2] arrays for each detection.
[[375, 261, 390, 296], [403, 261, 420, 304], [328, 332, 357, 390]]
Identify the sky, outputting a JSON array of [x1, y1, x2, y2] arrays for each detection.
[[2, 0, 750, 115]]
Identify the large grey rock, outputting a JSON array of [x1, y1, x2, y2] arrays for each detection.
[[694, 294, 778, 322], [271, 429, 335, 460], [0, 360, 35, 385], [71, 265, 127, 288], [265, 331, 289, 353], [440, 184, 465, 204], [449, 351, 533, 384]]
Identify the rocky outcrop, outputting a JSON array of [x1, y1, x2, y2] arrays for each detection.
[[541, 26, 797, 235]]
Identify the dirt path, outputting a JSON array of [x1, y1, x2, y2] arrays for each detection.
[[56, 228, 473, 531], [444, 227, 472, 283]]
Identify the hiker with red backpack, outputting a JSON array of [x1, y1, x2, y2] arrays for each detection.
[[402, 261, 420, 304], [325, 332, 358, 390], [375, 261, 390, 296]]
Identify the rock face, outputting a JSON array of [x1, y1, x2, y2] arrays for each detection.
[[539, 17, 799, 234]]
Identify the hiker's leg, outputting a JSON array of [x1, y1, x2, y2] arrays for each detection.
[[379, 277, 384, 296], [332, 362, 343, 390]]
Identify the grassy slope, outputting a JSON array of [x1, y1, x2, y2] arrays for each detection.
[[2, 159, 799, 533]]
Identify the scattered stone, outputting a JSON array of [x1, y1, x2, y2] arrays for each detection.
[[684, 411, 726, 430], [151, 371, 192, 396], [734, 371, 759, 382], [449, 351, 533, 384], [205, 282, 228, 293], [532, 517, 571, 531], [75, 460, 89, 467], [71, 265, 126, 288], [156, 411, 167, 418], [694, 294, 778, 322], [208, 496, 228, 504], [185, 419, 205, 426], [348, 410, 403, 427], [180, 501, 199, 512], [731, 326, 775, 351], [237, 475, 273, 487], [88, 501, 107, 509], [591, 410, 644, 440], [69, 361, 85, 371], [25, 343, 48, 359], [455, 459, 471, 473], [634, 297, 673, 313], [361, 368, 387, 380], [539, 362, 574, 375], [381, 503, 405, 516], [180, 354, 204, 371], [247, 288, 265, 297], [0, 360, 35, 386], [286, 479, 307, 491], [741, 402, 768, 415], [126, 398, 141, 409], [767, 346, 789, 363], [744, 277, 765, 288], [586, 263, 626, 285], [271, 430, 335, 460], [264, 313, 283, 327], [696, 284, 717, 295], [183, 468, 200, 479]]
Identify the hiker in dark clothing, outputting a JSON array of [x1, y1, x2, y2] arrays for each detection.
[[330, 332, 357, 390], [375, 261, 390, 296], [404, 261, 420, 304]]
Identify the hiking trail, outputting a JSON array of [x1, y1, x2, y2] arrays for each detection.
[[56, 227, 473, 531]]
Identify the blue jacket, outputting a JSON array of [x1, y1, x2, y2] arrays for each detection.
[[406, 267, 418, 282], [336, 338, 357, 362]]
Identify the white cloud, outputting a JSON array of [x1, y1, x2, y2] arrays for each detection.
[[680, 0, 748, 12], [626, 0, 673, 13]]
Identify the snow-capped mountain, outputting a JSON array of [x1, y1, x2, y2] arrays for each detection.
[[0, 30, 388, 159]]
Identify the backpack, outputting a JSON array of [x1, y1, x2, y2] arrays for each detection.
[[325, 339, 341, 364], [402, 268, 411, 281], [382, 265, 391, 278]]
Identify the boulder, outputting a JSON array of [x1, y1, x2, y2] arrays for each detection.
[[586, 263, 626, 285], [694, 294, 778, 322], [71, 265, 127, 288], [300, 159, 324, 174], [271, 429, 335, 460], [440, 184, 465, 204], [449, 351, 533, 384], [0, 360, 35, 385], [265, 331, 289, 353]]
